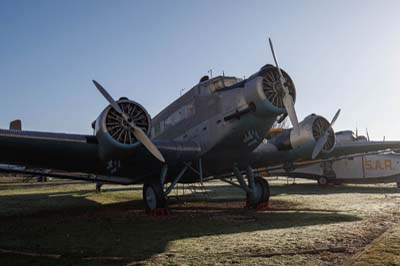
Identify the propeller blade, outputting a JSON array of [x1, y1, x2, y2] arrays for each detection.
[[283, 93, 300, 135], [269, 38, 283, 77], [268, 38, 300, 134], [93, 80, 165, 163], [93, 80, 124, 115], [330, 109, 340, 127], [311, 109, 341, 159], [366, 128, 370, 141], [312, 134, 328, 160], [131, 124, 165, 163]]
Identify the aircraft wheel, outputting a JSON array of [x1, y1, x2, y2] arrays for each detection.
[[95, 183, 103, 193], [247, 176, 270, 208], [397, 182, 400, 189], [317, 177, 328, 186], [143, 179, 166, 211]]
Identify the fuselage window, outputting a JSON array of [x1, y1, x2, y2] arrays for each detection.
[[164, 103, 195, 129]]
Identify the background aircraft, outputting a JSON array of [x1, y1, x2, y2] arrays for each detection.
[[266, 130, 400, 187]]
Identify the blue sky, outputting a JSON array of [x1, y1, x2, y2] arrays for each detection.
[[1, 0, 400, 140]]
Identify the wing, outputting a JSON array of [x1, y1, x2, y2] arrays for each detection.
[[0, 128, 100, 173], [321, 141, 400, 158], [249, 140, 400, 172], [0, 128, 201, 184], [249, 142, 299, 167]]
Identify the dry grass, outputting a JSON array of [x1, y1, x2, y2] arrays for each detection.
[[0, 177, 399, 266], [348, 223, 400, 266]]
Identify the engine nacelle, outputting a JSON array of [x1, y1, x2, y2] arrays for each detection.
[[95, 98, 152, 160], [244, 64, 296, 116], [270, 114, 335, 157]]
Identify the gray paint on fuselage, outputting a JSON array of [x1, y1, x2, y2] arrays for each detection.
[[152, 75, 280, 176], [0, 65, 291, 184]]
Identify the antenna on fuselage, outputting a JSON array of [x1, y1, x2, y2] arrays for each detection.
[[208, 69, 213, 78], [366, 128, 370, 141], [180, 88, 185, 96]]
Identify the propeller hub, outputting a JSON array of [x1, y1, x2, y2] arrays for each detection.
[[272, 81, 285, 98], [312, 117, 335, 151], [104, 99, 151, 145], [260, 65, 296, 109]]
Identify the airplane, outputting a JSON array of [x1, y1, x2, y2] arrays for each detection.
[[1, 40, 400, 212], [263, 130, 400, 188], [0, 39, 301, 210]]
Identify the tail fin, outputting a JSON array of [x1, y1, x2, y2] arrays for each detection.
[[9, 119, 22, 130]]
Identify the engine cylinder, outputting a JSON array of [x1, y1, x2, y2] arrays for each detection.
[[271, 114, 335, 157], [259, 65, 296, 109], [290, 114, 335, 154], [95, 99, 151, 160], [243, 64, 297, 117]]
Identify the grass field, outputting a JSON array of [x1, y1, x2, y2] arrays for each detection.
[[0, 177, 399, 266]]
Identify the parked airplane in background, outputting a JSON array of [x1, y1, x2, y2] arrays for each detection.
[[1, 40, 400, 211], [263, 130, 400, 188]]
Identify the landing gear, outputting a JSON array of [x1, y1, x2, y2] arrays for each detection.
[[143, 179, 166, 211], [230, 166, 271, 209], [317, 177, 328, 186], [95, 183, 103, 193], [246, 176, 270, 208], [142, 164, 190, 215], [397, 182, 400, 188]]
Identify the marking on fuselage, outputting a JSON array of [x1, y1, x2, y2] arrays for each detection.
[[107, 160, 121, 174], [243, 131, 261, 147], [364, 159, 393, 171]]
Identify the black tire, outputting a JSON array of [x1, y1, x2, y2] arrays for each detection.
[[397, 182, 400, 189], [317, 177, 328, 186], [143, 179, 166, 211], [247, 176, 270, 208]]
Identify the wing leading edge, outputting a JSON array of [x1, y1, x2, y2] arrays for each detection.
[[0, 129, 202, 183]]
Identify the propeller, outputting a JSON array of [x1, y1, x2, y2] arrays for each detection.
[[93, 80, 165, 163], [366, 128, 370, 141], [311, 109, 341, 160], [268, 38, 300, 135]]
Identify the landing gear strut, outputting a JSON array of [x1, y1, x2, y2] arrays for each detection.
[[95, 182, 103, 193], [142, 164, 189, 213], [231, 166, 271, 209]]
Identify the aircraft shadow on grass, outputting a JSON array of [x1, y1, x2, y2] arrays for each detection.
[[268, 183, 400, 195], [0, 186, 362, 265]]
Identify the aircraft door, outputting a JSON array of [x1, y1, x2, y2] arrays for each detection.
[[332, 157, 363, 179]]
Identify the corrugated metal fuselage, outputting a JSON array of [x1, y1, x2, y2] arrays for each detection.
[[0, 69, 287, 183]]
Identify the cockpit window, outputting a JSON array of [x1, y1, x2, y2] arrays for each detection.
[[208, 77, 241, 92]]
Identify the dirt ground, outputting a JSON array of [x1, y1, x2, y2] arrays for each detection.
[[0, 176, 399, 266]]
